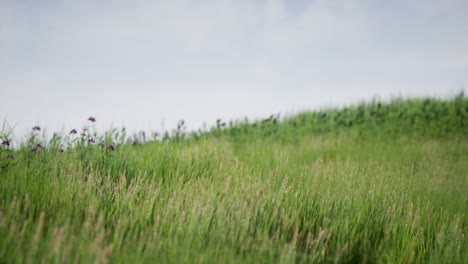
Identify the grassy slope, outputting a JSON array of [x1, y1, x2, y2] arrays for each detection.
[[0, 96, 467, 263]]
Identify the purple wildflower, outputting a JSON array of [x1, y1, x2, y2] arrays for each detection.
[[31, 147, 38, 152], [59, 148, 65, 153], [107, 144, 115, 151], [88, 116, 96, 123], [70, 129, 77, 134], [2, 140, 10, 147], [32, 126, 41, 131], [36, 143, 42, 148], [7, 154, 14, 160], [88, 138, 95, 144]]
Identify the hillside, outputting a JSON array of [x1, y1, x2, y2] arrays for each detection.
[[0, 96, 467, 263]]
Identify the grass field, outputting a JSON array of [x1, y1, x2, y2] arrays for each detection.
[[1, 96, 467, 263]]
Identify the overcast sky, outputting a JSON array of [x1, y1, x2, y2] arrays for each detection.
[[1, 0, 467, 139]]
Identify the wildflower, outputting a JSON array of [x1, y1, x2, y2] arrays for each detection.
[[31, 147, 38, 152], [88, 116, 96, 123], [88, 138, 95, 144], [107, 144, 115, 151], [2, 139, 10, 147], [7, 154, 14, 159], [36, 143, 42, 148], [70, 129, 77, 134], [32, 126, 41, 131], [59, 148, 65, 153]]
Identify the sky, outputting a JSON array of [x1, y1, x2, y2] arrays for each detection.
[[1, 0, 467, 139]]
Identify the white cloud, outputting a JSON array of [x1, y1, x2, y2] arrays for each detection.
[[0, 0, 467, 137]]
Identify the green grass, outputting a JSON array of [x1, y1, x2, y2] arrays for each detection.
[[0, 96, 467, 263]]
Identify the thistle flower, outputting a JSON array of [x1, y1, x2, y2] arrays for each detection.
[[88, 116, 96, 123], [32, 126, 41, 131], [88, 138, 95, 144], [2, 139, 10, 147], [7, 154, 14, 159], [107, 144, 115, 151], [70, 129, 77, 134]]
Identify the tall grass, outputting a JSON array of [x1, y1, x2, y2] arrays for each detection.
[[0, 96, 467, 263]]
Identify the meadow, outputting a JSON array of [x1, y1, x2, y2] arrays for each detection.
[[0, 95, 467, 263]]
